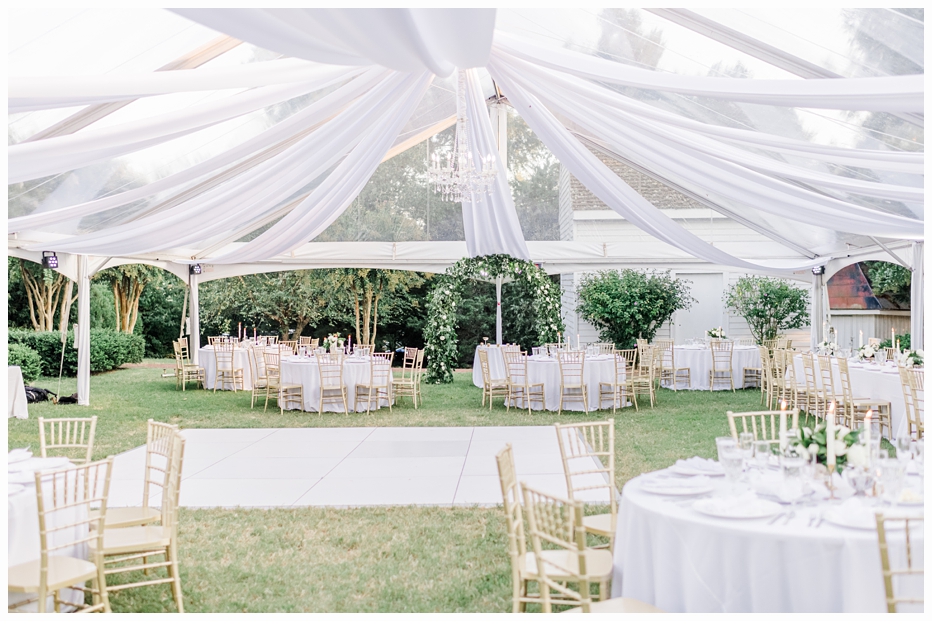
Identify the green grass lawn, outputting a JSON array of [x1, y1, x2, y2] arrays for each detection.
[[10, 366, 766, 612]]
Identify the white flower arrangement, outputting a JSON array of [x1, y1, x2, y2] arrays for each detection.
[[899, 348, 924, 367], [706, 327, 726, 339], [857, 342, 879, 360], [817, 340, 838, 355], [322, 333, 344, 350]]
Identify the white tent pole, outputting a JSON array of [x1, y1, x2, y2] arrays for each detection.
[[810, 271, 824, 351], [189, 273, 201, 354], [911, 242, 923, 351], [76, 255, 91, 405], [496, 276, 503, 345]]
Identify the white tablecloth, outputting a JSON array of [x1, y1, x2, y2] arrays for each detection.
[[198, 346, 255, 391], [279, 357, 391, 413], [471, 346, 621, 412], [9, 456, 84, 610], [612, 470, 923, 612], [8, 365, 28, 419], [661, 345, 761, 390], [793, 355, 915, 438]]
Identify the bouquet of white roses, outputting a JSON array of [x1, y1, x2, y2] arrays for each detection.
[[857, 342, 879, 361], [817, 340, 838, 355], [322, 333, 343, 350], [903, 348, 924, 367], [706, 327, 726, 339]]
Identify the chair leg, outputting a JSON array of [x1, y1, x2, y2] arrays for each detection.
[[168, 543, 184, 613]]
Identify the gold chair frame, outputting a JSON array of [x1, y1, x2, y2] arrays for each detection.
[[503, 350, 545, 414], [656, 340, 690, 391], [38, 416, 97, 464], [354, 352, 393, 414], [876, 513, 923, 613], [836, 357, 892, 436], [317, 355, 348, 415], [212, 346, 243, 392], [599, 351, 636, 412], [172, 341, 205, 391], [477, 347, 509, 410], [727, 409, 800, 442], [557, 350, 588, 415], [709, 340, 735, 392]]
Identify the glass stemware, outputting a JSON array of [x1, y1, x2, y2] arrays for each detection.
[[715, 436, 737, 462], [896, 436, 912, 461], [753, 440, 771, 468], [878, 458, 906, 506]]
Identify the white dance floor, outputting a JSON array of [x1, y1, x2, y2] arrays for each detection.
[[107, 426, 605, 508]]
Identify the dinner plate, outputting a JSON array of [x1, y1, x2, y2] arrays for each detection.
[[8, 449, 32, 464], [822, 509, 881, 530], [692, 497, 782, 519], [641, 483, 714, 497], [670, 463, 724, 477]]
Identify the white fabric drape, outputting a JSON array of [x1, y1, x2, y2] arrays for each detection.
[[76, 255, 91, 405], [34, 72, 412, 256], [208, 71, 433, 264], [460, 69, 530, 260], [491, 62, 827, 273], [491, 58, 921, 239], [8, 59, 354, 113], [911, 242, 923, 351], [8, 68, 390, 233], [174, 9, 496, 77], [9, 67, 361, 184], [495, 51, 923, 201], [495, 32, 924, 112]]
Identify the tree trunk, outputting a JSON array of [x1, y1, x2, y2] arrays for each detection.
[[354, 295, 362, 343], [372, 294, 380, 347], [362, 288, 373, 345], [19, 260, 66, 331]]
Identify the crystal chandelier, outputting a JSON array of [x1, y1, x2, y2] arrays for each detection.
[[428, 70, 497, 203]]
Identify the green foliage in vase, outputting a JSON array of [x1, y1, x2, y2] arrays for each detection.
[[424, 255, 563, 384], [724, 276, 810, 344], [576, 270, 694, 349]]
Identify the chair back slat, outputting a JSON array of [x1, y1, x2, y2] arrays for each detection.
[[38, 416, 97, 464], [555, 421, 616, 511], [876, 513, 924, 612], [727, 409, 799, 442]]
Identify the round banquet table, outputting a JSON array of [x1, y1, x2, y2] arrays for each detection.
[[198, 345, 256, 391], [471, 346, 622, 412], [8, 365, 28, 419], [612, 470, 924, 612], [279, 356, 392, 413], [662, 344, 761, 391], [793, 355, 916, 439], [8, 455, 85, 611]]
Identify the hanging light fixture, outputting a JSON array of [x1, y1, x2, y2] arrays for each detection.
[[428, 70, 497, 203]]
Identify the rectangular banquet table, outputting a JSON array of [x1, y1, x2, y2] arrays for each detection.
[[612, 469, 923, 612], [279, 356, 392, 413], [662, 344, 761, 390], [793, 355, 915, 438], [8, 365, 28, 419], [471, 345, 623, 412]]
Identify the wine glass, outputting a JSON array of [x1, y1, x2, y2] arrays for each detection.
[[715, 436, 737, 462], [896, 436, 912, 461], [482, 337, 489, 346], [753, 440, 771, 468], [878, 458, 906, 506], [843, 466, 873, 498], [780, 450, 809, 508]]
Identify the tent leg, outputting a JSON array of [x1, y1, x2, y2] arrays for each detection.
[[77, 255, 91, 406], [496, 276, 503, 345], [189, 274, 201, 354], [911, 242, 923, 350], [810, 271, 824, 351]]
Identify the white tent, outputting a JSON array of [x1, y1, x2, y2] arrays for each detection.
[[7, 8, 924, 403]]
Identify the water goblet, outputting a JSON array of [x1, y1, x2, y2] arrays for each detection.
[[753, 440, 772, 468], [780, 451, 809, 508], [715, 436, 737, 462], [896, 436, 912, 462], [719, 445, 745, 492], [842, 465, 873, 498], [878, 458, 906, 506]]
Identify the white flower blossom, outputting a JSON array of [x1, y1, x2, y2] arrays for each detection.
[[794, 444, 809, 458], [834, 440, 847, 456], [846, 444, 868, 467], [807, 443, 820, 456], [802, 427, 812, 438]]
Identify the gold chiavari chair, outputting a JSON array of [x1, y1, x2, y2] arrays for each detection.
[[102, 420, 181, 529], [503, 349, 545, 414], [709, 340, 735, 392], [354, 352, 393, 414], [38, 416, 96, 465], [520, 483, 614, 612], [554, 421, 618, 550], [353, 343, 375, 356], [816, 355, 844, 419], [761, 339, 779, 351], [757, 346, 773, 407], [899, 367, 924, 439], [736, 338, 756, 347], [477, 346, 510, 410], [770, 349, 789, 403], [262, 351, 303, 413], [630, 345, 656, 408], [882, 347, 897, 362], [207, 336, 225, 346], [279, 340, 298, 353], [599, 350, 636, 412], [260, 335, 279, 346], [248, 346, 272, 409], [8, 458, 115, 613], [837, 357, 892, 435], [100, 435, 185, 612], [395, 348, 425, 408], [213, 344, 243, 392], [656, 340, 690, 391], [876, 513, 923, 613], [317, 354, 348, 415], [172, 340, 205, 391], [799, 353, 823, 422], [299, 336, 317, 348], [558, 350, 588, 415], [594, 342, 615, 354], [496, 445, 584, 613], [868, 337, 882, 347], [727, 409, 800, 443], [782, 350, 804, 411]]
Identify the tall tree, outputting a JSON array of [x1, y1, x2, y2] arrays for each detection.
[[95, 264, 160, 333], [332, 269, 426, 345], [14, 258, 75, 332]]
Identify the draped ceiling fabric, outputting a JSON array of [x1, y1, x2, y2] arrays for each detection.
[[7, 8, 924, 278]]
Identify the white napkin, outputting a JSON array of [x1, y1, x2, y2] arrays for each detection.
[[696, 492, 771, 517], [673, 457, 724, 474], [827, 497, 875, 528], [643, 475, 711, 490], [8, 457, 71, 474], [8, 448, 32, 464]]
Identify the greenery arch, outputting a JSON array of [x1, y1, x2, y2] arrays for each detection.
[[424, 254, 564, 384]]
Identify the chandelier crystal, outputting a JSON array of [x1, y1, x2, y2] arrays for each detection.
[[428, 70, 497, 203]]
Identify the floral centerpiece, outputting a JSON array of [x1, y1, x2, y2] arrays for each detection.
[[857, 342, 879, 361], [706, 327, 726, 339], [817, 340, 838, 355], [322, 333, 344, 351], [799, 424, 895, 470], [899, 348, 924, 367]]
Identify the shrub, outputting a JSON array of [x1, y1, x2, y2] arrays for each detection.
[[576, 270, 695, 349], [8, 343, 42, 382], [7, 329, 144, 376], [724, 276, 810, 344]]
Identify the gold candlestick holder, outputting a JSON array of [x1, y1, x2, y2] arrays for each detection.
[[826, 463, 836, 499]]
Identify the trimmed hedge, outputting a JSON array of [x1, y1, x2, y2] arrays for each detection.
[[8, 343, 42, 382], [7, 329, 144, 376]]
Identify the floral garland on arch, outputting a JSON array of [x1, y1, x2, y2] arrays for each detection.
[[424, 254, 564, 384]]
